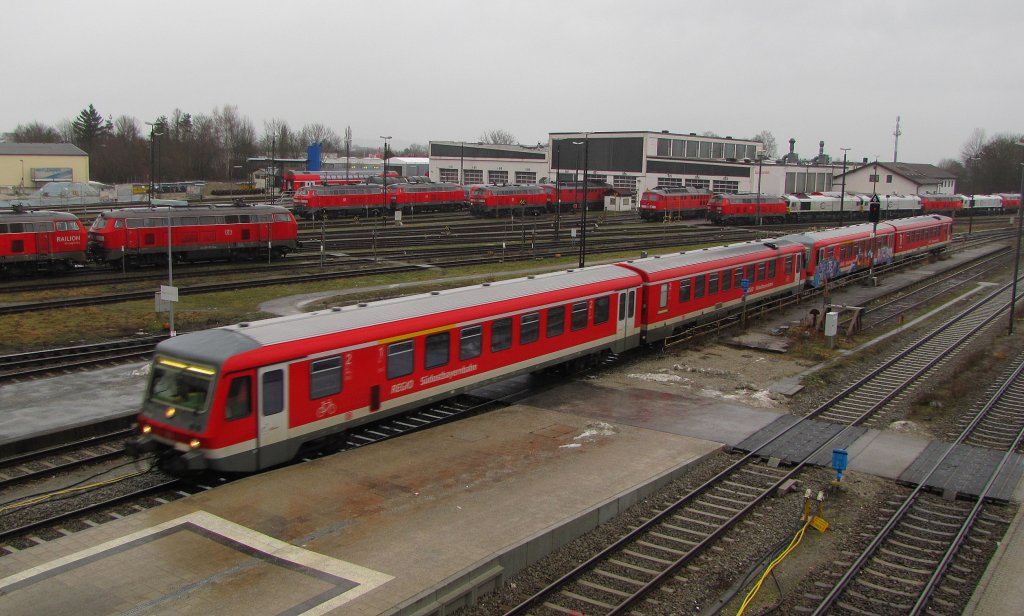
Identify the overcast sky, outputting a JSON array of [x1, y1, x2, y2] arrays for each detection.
[[3, 0, 1020, 165]]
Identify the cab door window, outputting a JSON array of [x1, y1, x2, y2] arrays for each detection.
[[225, 376, 252, 421]]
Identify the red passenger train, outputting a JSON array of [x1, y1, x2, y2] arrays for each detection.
[[0, 207, 87, 275], [88, 203, 298, 267], [126, 214, 953, 473], [637, 187, 713, 221]]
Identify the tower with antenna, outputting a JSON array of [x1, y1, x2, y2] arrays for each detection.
[[893, 116, 902, 162]]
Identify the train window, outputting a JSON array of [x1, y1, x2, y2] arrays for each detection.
[[127, 218, 143, 228], [660, 284, 669, 309], [310, 356, 343, 398], [722, 270, 732, 291], [768, 260, 777, 279], [0, 224, 7, 233], [144, 218, 160, 228], [114, 219, 125, 228], [225, 215, 239, 224], [6, 223, 24, 232], [56, 221, 73, 231], [225, 376, 252, 420], [387, 341, 415, 379], [709, 273, 720, 295], [745, 264, 755, 282], [679, 279, 691, 302], [520, 312, 540, 344], [785, 256, 793, 275], [239, 215, 252, 223], [618, 294, 626, 321], [594, 296, 610, 325], [425, 332, 450, 369], [734, 267, 743, 285], [201, 216, 218, 225], [571, 301, 589, 331], [628, 290, 636, 318], [491, 318, 513, 352], [181, 217, 198, 226], [262, 370, 285, 416], [547, 306, 565, 338], [757, 262, 766, 281], [459, 325, 483, 360], [274, 213, 291, 222], [818, 248, 825, 264], [694, 275, 705, 299]]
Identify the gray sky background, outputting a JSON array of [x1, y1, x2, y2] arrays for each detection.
[[4, 0, 1021, 165]]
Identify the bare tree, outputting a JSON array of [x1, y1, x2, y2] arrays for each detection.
[[751, 130, 777, 159], [960, 128, 987, 161], [479, 129, 517, 145], [12, 121, 61, 143], [299, 123, 341, 151]]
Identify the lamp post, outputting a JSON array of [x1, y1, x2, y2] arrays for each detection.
[[146, 120, 175, 337], [572, 135, 590, 268], [553, 140, 562, 239], [18, 159, 24, 193], [755, 154, 764, 227], [839, 147, 850, 223], [459, 141, 464, 185], [380, 135, 391, 217], [872, 157, 879, 196]]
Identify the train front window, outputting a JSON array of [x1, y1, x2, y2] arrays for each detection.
[[148, 359, 215, 413]]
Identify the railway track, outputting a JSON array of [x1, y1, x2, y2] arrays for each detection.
[[0, 337, 166, 383], [501, 276, 1024, 616], [792, 351, 1024, 615]]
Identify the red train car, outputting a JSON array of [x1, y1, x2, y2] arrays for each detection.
[[998, 193, 1022, 212], [638, 187, 713, 221], [291, 185, 387, 219], [780, 214, 952, 288], [707, 193, 789, 224], [282, 170, 378, 193], [0, 207, 87, 275], [468, 185, 552, 216], [917, 194, 963, 215], [389, 182, 466, 213], [126, 265, 643, 472], [541, 181, 613, 213], [88, 203, 298, 267], [619, 240, 805, 343]]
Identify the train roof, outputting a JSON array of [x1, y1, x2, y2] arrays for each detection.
[[645, 186, 711, 195], [618, 240, 803, 281], [778, 215, 952, 246], [0, 208, 80, 221], [154, 265, 641, 365], [481, 185, 547, 194], [97, 204, 291, 218]]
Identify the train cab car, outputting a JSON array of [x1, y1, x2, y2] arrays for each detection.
[[88, 203, 298, 267], [389, 182, 466, 213], [469, 185, 551, 216], [126, 265, 644, 473], [637, 187, 712, 221], [707, 193, 788, 224], [0, 208, 87, 275], [917, 194, 963, 215], [617, 240, 805, 344], [291, 184, 386, 219]]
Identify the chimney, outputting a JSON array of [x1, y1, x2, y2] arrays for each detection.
[[789, 138, 796, 154], [819, 141, 825, 157]]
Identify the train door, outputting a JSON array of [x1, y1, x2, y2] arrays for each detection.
[[615, 287, 639, 350], [256, 364, 289, 468], [35, 223, 51, 257]]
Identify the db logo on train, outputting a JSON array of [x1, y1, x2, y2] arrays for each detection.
[[519, 198, 527, 205]]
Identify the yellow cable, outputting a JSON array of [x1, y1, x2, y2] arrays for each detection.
[[0, 468, 151, 515], [736, 517, 812, 616]]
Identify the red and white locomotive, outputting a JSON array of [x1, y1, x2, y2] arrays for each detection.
[[88, 203, 298, 267], [126, 215, 953, 473], [0, 206, 87, 275], [637, 186, 713, 221], [707, 193, 790, 224], [468, 185, 552, 216]]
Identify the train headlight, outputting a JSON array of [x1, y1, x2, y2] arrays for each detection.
[[141, 425, 152, 434], [165, 407, 176, 418], [189, 438, 201, 449]]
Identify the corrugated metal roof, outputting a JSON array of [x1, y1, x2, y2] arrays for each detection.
[[0, 143, 88, 156], [209, 265, 638, 347]]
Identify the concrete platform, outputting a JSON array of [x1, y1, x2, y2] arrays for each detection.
[[0, 391, 724, 615]]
